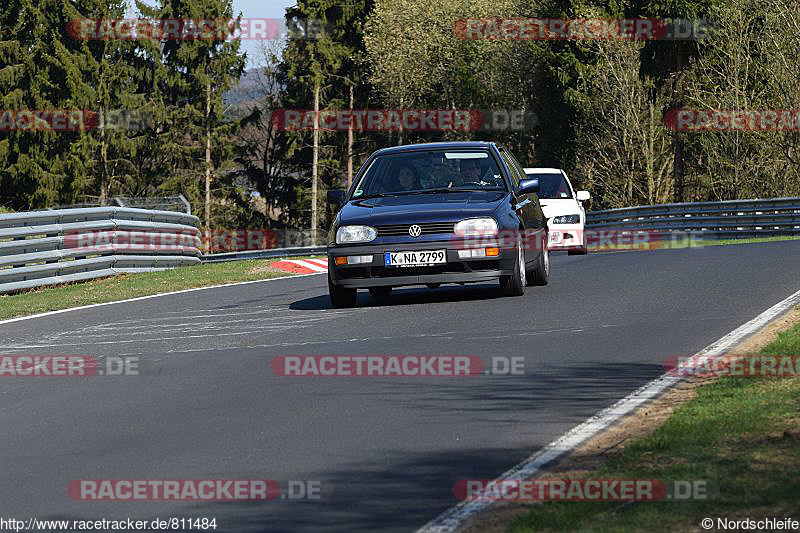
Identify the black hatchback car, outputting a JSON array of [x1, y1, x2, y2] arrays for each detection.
[[326, 142, 549, 307]]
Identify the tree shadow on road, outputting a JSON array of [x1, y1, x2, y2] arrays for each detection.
[[184, 360, 665, 532]]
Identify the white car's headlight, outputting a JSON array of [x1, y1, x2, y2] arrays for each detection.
[[551, 214, 581, 224], [454, 217, 498, 236], [336, 225, 377, 244]]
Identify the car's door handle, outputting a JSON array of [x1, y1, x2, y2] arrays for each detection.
[[515, 198, 531, 210]]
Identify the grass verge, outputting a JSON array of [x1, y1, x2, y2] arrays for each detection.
[[589, 235, 800, 253], [0, 257, 325, 321], [508, 318, 800, 532]]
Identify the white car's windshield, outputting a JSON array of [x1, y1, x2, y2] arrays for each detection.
[[525, 173, 573, 199], [353, 150, 507, 198]]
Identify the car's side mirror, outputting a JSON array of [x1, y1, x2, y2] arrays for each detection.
[[576, 190, 591, 201], [327, 189, 346, 206], [517, 178, 539, 195]]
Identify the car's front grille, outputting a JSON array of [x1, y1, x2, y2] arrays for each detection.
[[376, 222, 455, 237], [370, 264, 466, 277], [336, 260, 500, 280]]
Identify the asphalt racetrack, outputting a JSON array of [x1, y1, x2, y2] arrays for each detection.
[[2, 240, 799, 532]]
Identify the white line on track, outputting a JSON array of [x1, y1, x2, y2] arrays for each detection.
[[284, 259, 328, 272], [304, 258, 329, 269], [0, 272, 325, 327], [416, 287, 800, 533]]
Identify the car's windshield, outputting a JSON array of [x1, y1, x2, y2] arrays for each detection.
[[352, 150, 507, 198], [525, 172, 573, 199]]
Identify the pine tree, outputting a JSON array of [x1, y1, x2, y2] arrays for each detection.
[[147, 0, 245, 236], [66, 0, 149, 204], [280, 0, 372, 241], [0, 0, 93, 208]]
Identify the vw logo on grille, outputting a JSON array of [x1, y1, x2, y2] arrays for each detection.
[[408, 225, 422, 237]]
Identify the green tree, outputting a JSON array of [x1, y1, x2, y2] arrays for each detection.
[[234, 41, 305, 232], [364, 0, 539, 161], [682, 0, 800, 200], [143, 0, 245, 235], [280, 0, 372, 243], [0, 0, 93, 208], [66, 0, 150, 204]]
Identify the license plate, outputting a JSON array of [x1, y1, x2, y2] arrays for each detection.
[[549, 231, 561, 243], [384, 250, 447, 267]]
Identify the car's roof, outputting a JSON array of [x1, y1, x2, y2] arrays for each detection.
[[374, 141, 499, 156], [523, 167, 563, 174]]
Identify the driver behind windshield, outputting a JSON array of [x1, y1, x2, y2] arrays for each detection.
[[458, 159, 482, 185], [396, 163, 421, 191]]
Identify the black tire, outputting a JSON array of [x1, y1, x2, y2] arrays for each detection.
[[368, 286, 392, 298], [568, 230, 588, 255], [329, 273, 357, 308], [426, 283, 441, 289], [528, 248, 550, 286], [499, 239, 526, 296]]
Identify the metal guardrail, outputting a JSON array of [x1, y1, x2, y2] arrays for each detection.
[[7, 196, 779, 286], [202, 197, 800, 264], [49, 195, 191, 214], [201, 246, 326, 263], [0, 207, 201, 294], [585, 197, 800, 239]]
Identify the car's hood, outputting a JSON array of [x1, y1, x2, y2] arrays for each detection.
[[338, 191, 507, 226], [540, 199, 582, 219]]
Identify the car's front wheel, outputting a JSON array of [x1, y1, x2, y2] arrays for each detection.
[[329, 273, 357, 308], [500, 238, 526, 296], [568, 230, 588, 255], [528, 248, 549, 285]]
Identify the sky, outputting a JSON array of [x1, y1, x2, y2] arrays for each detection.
[[233, 0, 297, 68]]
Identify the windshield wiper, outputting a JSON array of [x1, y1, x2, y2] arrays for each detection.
[[356, 193, 402, 199], [358, 190, 463, 198], [408, 188, 486, 194]]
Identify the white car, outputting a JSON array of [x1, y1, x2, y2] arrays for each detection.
[[523, 168, 591, 255]]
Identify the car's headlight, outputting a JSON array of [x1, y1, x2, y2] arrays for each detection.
[[454, 217, 498, 236], [551, 214, 581, 224], [336, 225, 377, 244]]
